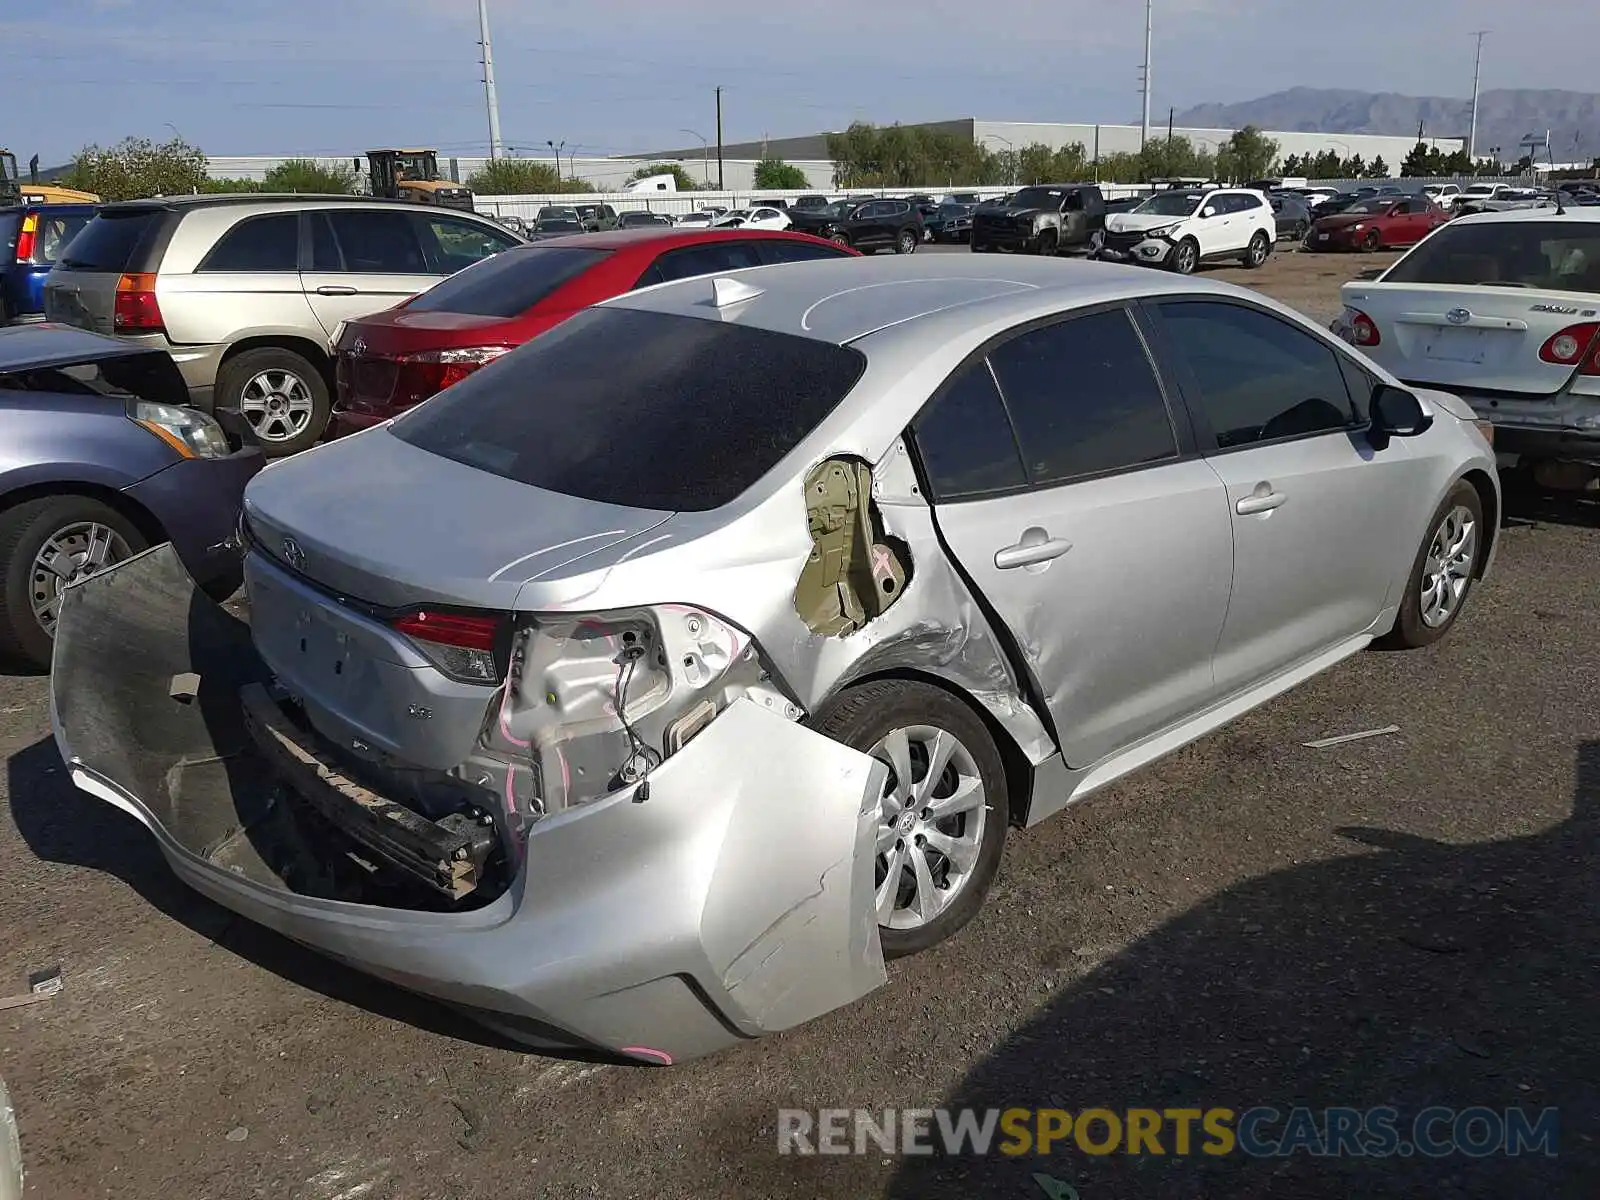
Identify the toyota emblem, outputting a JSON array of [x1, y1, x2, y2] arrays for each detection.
[[281, 536, 306, 570], [1446, 307, 1472, 325]]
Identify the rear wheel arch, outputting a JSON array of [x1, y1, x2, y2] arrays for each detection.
[[218, 334, 335, 390], [818, 666, 1037, 828]]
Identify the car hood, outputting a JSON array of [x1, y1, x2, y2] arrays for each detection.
[[241, 428, 673, 611], [0, 321, 157, 371], [1105, 212, 1190, 233], [1313, 213, 1376, 231]]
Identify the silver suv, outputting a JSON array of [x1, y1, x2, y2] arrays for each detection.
[[43, 195, 524, 455]]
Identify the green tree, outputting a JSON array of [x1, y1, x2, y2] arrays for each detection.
[[825, 122, 998, 188], [1138, 135, 1215, 182], [59, 135, 208, 201], [1368, 156, 1389, 179], [263, 158, 355, 194], [1400, 140, 1432, 177], [1343, 154, 1366, 178], [468, 158, 568, 194], [1214, 125, 1280, 182], [753, 157, 808, 189], [625, 162, 701, 191], [199, 176, 263, 193]]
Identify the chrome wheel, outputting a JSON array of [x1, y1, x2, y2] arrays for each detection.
[[897, 230, 917, 254], [30, 521, 132, 635], [1087, 229, 1105, 258], [1248, 234, 1269, 265], [239, 369, 315, 443], [1172, 241, 1198, 274], [869, 725, 988, 931], [1420, 504, 1476, 628]]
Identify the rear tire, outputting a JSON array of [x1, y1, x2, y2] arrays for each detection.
[[1377, 481, 1484, 650], [809, 679, 1008, 959], [829, 232, 851, 247], [0, 495, 149, 671], [216, 346, 331, 458]]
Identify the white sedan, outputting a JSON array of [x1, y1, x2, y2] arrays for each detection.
[[709, 206, 791, 231], [1333, 205, 1600, 482]]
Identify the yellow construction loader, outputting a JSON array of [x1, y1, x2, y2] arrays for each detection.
[[360, 149, 474, 211], [1, 150, 100, 205]]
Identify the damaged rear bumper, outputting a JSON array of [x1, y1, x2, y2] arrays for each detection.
[[50, 544, 889, 1064]]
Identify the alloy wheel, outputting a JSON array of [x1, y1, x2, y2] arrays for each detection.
[[868, 725, 988, 931], [239, 369, 316, 443], [898, 230, 917, 254], [30, 521, 133, 636], [1420, 504, 1476, 628]]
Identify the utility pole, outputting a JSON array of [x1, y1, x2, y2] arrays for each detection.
[[1468, 30, 1488, 160], [715, 86, 724, 190], [478, 0, 504, 160], [1139, 0, 1153, 151]]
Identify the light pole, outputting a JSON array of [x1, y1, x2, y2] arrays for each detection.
[[680, 129, 710, 187], [980, 134, 1014, 184], [547, 139, 565, 183], [1468, 31, 1488, 160], [1139, 0, 1153, 151]]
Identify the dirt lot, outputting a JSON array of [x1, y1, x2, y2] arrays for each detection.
[[4, 248, 1597, 1199]]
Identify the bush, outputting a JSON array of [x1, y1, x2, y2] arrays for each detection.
[[263, 159, 355, 194], [753, 158, 808, 189], [199, 177, 263, 193], [467, 159, 593, 195], [58, 135, 208, 201]]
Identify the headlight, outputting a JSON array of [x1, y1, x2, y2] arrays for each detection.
[[1352, 223, 1365, 231], [129, 400, 232, 459], [1143, 224, 1179, 239]]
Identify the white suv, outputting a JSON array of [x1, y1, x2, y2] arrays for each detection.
[[1098, 187, 1278, 274]]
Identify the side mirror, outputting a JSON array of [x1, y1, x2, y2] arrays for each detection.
[[1200, 207, 1217, 218], [1369, 384, 1433, 448]]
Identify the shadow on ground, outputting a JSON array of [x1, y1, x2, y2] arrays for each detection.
[[861, 743, 1600, 1199], [5, 736, 612, 1059], [1501, 473, 1600, 532]]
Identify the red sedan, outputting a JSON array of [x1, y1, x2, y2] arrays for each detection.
[[1304, 196, 1447, 252], [331, 228, 859, 434]]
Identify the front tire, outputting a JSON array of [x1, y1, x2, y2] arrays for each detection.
[[1361, 229, 1382, 253], [1035, 229, 1058, 256], [216, 346, 330, 458], [1242, 230, 1271, 268], [1377, 481, 1484, 650], [809, 679, 1008, 959], [1170, 237, 1200, 275], [0, 495, 148, 670]]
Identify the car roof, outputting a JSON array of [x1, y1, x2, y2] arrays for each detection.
[[606, 253, 1278, 350], [1, 202, 99, 217], [0, 321, 157, 372], [95, 194, 452, 214], [529, 227, 841, 253], [1452, 205, 1600, 226]]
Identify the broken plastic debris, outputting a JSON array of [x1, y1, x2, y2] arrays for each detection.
[[0, 966, 62, 1012], [1033, 1175, 1080, 1200], [169, 672, 201, 704], [1302, 724, 1400, 749]]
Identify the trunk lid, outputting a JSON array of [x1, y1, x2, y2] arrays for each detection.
[[336, 308, 521, 356], [1341, 280, 1599, 395], [242, 427, 673, 612], [42, 205, 171, 335]]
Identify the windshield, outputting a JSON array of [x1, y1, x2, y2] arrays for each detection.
[[1009, 187, 1068, 209], [392, 308, 868, 512], [390, 153, 439, 180], [1133, 192, 1202, 217], [1342, 201, 1393, 215], [1383, 221, 1600, 293], [534, 219, 581, 232], [537, 207, 576, 218]]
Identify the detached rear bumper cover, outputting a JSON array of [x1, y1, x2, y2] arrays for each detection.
[[50, 544, 889, 1063]]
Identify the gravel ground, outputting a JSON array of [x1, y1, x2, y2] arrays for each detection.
[[3, 247, 1596, 1199]]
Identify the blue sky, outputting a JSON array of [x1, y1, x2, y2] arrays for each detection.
[[9, 0, 1597, 166]]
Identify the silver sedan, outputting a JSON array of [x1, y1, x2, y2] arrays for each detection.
[[52, 255, 1499, 1064]]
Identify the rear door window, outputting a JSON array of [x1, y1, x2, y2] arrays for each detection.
[[56, 210, 162, 272], [322, 210, 428, 273], [391, 307, 867, 512], [406, 247, 610, 317], [987, 308, 1179, 484], [199, 214, 300, 272], [911, 360, 1027, 499]]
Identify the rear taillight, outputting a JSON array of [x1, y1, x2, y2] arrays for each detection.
[[1347, 309, 1380, 347], [1539, 322, 1600, 375], [392, 345, 512, 407], [14, 213, 37, 263], [391, 609, 504, 683], [113, 272, 164, 332]]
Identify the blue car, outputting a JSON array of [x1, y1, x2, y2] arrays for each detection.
[[1, 202, 97, 325], [0, 323, 263, 669]]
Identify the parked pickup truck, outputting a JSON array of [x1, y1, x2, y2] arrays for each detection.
[[971, 184, 1106, 255]]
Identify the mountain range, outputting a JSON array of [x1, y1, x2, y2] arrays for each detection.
[[1172, 87, 1600, 163]]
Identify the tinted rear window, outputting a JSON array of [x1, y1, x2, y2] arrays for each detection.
[[1383, 220, 1600, 293], [57, 210, 160, 272], [392, 307, 867, 511], [406, 247, 609, 317]]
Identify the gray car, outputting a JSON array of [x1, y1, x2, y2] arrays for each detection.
[[42, 195, 524, 456], [52, 256, 1499, 1063]]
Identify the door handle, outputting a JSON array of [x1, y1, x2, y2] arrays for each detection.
[[1236, 490, 1287, 515], [994, 530, 1073, 570], [315, 285, 359, 296]]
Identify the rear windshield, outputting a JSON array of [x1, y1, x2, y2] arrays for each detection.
[[57, 210, 160, 272], [28, 211, 94, 265], [391, 307, 868, 511], [406, 247, 609, 318], [1383, 221, 1600, 293]]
